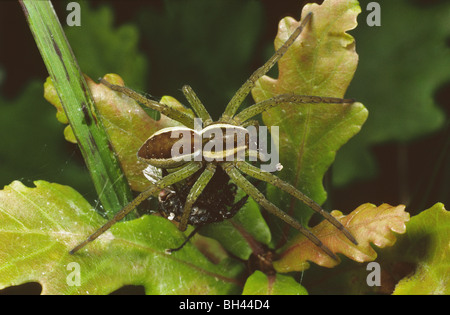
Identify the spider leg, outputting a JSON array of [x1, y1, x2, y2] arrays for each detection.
[[178, 163, 217, 231], [182, 85, 213, 126], [233, 94, 355, 124], [69, 161, 203, 254], [222, 162, 339, 261], [235, 161, 358, 245], [99, 78, 195, 129], [221, 12, 313, 120]]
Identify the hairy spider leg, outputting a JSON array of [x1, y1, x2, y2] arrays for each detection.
[[178, 163, 217, 231], [99, 78, 196, 129], [221, 12, 313, 120], [223, 194, 250, 219], [235, 161, 358, 245], [233, 94, 355, 124], [222, 162, 339, 261], [69, 161, 203, 254]]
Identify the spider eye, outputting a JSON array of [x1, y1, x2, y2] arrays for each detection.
[[137, 127, 200, 168]]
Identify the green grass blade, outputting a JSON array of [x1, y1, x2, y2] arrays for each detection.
[[19, 0, 133, 218]]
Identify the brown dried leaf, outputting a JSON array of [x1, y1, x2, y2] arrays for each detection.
[[45, 73, 191, 192], [273, 203, 410, 272]]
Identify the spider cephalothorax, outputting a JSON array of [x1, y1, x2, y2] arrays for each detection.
[[70, 12, 358, 260]]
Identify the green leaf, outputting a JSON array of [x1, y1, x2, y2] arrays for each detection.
[[333, 0, 450, 186], [273, 203, 410, 272], [242, 271, 307, 295], [393, 203, 450, 294], [0, 180, 244, 294], [251, 0, 367, 241]]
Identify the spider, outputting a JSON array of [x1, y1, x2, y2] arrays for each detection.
[[70, 12, 358, 260]]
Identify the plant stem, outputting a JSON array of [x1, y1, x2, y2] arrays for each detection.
[[19, 0, 133, 218]]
